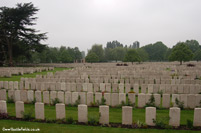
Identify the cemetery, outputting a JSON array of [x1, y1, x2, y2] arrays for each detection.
[[0, 62, 201, 132], [1, 1, 201, 132]]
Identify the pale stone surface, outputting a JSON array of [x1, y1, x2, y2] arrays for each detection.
[[14, 81, 19, 90], [65, 91, 72, 105], [87, 92, 93, 106], [0, 89, 7, 100], [138, 93, 146, 108], [119, 93, 126, 104], [148, 84, 154, 93], [141, 84, 147, 93], [43, 91, 50, 104], [9, 81, 13, 90], [3, 81, 8, 90], [180, 94, 187, 108], [193, 108, 201, 127], [99, 105, 109, 124], [172, 94, 180, 107], [20, 90, 28, 103], [100, 83, 105, 92], [111, 93, 119, 107], [35, 102, 45, 120], [8, 90, 15, 100], [27, 90, 34, 103], [122, 106, 132, 125], [82, 83, 88, 92], [105, 83, 111, 92], [153, 94, 161, 107], [169, 107, 180, 127], [0, 81, 3, 89], [76, 83, 82, 92], [178, 85, 184, 94], [57, 91, 64, 103], [0, 100, 7, 114], [56, 103, 66, 120], [125, 84, 131, 93], [153, 84, 159, 93], [15, 101, 24, 118], [112, 83, 118, 92], [20, 81, 24, 90], [159, 84, 166, 94], [187, 94, 195, 109], [87, 83, 93, 92], [146, 107, 156, 126], [119, 84, 124, 93], [35, 91, 42, 102], [78, 104, 88, 123], [145, 94, 151, 104], [128, 93, 135, 105], [31, 82, 36, 90], [50, 91, 57, 104], [14, 90, 21, 101], [78, 92, 86, 104], [195, 94, 201, 107], [61, 82, 66, 91], [25, 81, 30, 90], [95, 92, 102, 104], [134, 84, 139, 94], [72, 92, 79, 104], [162, 94, 170, 108], [171, 85, 178, 94], [104, 93, 111, 106]]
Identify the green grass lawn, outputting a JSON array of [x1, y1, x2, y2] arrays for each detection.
[[6, 103, 194, 125], [0, 120, 199, 133], [0, 67, 70, 81]]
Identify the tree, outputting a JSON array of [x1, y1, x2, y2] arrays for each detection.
[[185, 40, 200, 53], [124, 49, 141, 64], [169, 42, 193, 65], [85, 52, 99, 63], [194, 49, 201, 61], [141, 41, 168, 61], [0, 3, 47, 66], [136, 48, 149, 62], [111, 47, 126, 62], [88, 44, 104, 62]]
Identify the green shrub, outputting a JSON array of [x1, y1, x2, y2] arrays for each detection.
[[22, 108, 34, 120], [66, 117, 74, 124], [100, 97, 106, 105], [175, 98, 184, 110], [186, 119, 193, 129], [74, 96, 81, 106], [52, 98, 61, 106], [153, 116, 170, 128], [88, 116, 98, 125], [7, 96, 14, 103], [145, 94, 156, 107], [31, 98, 36, 105]]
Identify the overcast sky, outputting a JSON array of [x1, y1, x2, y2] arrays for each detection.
[[1, 0, 201, 53]]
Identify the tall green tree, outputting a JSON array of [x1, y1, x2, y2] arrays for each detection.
[[85, 52, 99, 63], [124, 49, 141, 64], [136, 48, 149, 62], [169, 42, 193, 65], [141, 41, 168, 61], [88, 44, 104, 62], [193, 49, 201, 61], [0, 3, 47, 66], [185, 40, 200, 53]]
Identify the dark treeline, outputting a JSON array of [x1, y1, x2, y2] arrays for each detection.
[[86, 40, 201, 64]]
